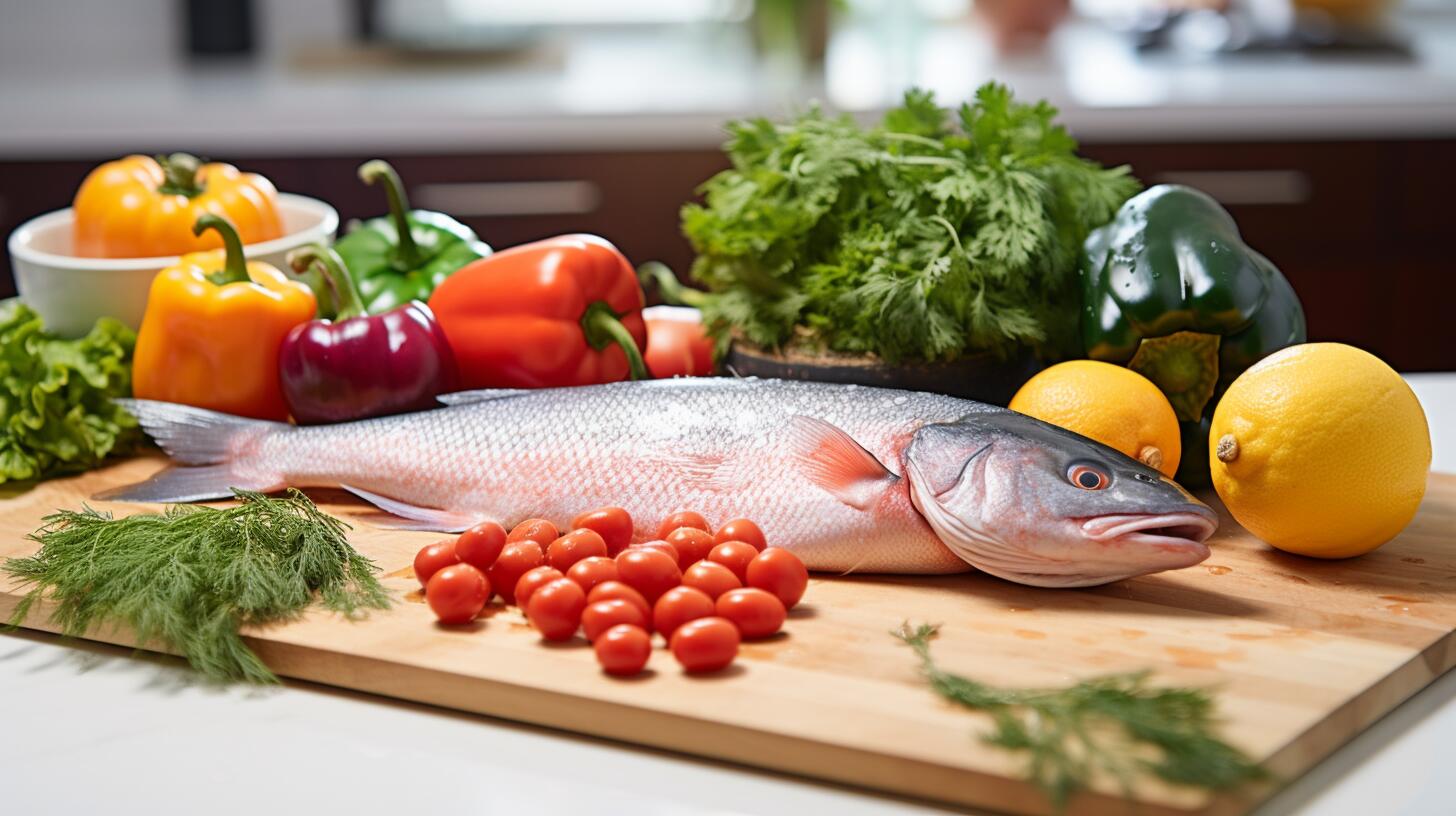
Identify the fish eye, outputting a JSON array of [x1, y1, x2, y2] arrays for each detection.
[[1068, 464, 1110, 491]]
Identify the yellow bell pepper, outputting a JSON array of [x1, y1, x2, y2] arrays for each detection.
[[73, 153, 284, 258], [133, 215, 316, 421]]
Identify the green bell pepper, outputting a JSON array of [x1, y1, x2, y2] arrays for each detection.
[[332, 160, 491, 315], [1080, 184, 1305, 486]]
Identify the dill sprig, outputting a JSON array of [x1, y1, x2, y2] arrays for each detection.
[[4, 489, 391, 683], [894, 622, 1266, 809]]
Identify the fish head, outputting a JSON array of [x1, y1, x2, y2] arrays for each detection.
[[904, 412, 1216, 588]]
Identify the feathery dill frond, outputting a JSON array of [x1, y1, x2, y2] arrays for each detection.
[[5, 489, 391, 683], [893, 622, 1266, 810]]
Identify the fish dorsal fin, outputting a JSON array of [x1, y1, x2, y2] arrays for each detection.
[[787, 415, 897, 510], [438, 388, 532, 406]]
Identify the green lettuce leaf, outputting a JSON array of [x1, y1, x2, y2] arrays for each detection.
[[0, 301, 137, 483]]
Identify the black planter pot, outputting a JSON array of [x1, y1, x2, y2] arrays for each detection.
[[724, 342, 1042, 407]]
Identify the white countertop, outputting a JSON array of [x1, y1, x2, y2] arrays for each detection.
[[2, 11, 1456, 159], [2, 373, 1453, 816]]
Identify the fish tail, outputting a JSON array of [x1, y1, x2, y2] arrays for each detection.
[[97, 400, 288, 503]]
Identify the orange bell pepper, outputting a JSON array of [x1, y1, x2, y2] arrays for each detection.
[[427, 234, 647, 389], [73, 153, 284, 258], [133, 215, 317, 420]]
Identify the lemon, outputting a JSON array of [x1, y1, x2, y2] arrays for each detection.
[[1210, 343, 1431, 558], [1009, 360, 1182, 476]]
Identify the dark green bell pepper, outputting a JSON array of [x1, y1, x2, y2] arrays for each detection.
[[1080, 184, 1305, 486], [332, 160, 491, 315]]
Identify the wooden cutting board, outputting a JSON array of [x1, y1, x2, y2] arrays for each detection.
[[3, 458, 1454, 816]]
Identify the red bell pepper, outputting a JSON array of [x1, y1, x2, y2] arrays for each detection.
[[279, 245, 457, 424], [427, 234, 647, 389], [637, 262, 714, 378]]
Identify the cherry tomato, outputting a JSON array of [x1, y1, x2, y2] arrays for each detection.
[[425, 564, 491, 625], [714, 518, 767, 552], [547, 528, 609, 572], [587, 581, 651, 617], [566, 556, 619, 594], [746, 547, 809, 609], [615, 547, 682, 604], [594, 624, 652, 676], [652, 585, 716, 640], [513, 565, 564, 610], [670, 617, 740, 673], [682, 561, 741, 600], [581, 599, 650, 641], [413, 539, 460, 588], [632, 540, 679, 564], [716, 588, 786, 638], [706, 541, 758, 583], [571, 506, 634, 556], [527, 578, 587, 641], [455, 521, 507, 573], [665, 527, 715, 569], [487, 540, 545, 605], [656, 510, 710, 539], [507, 518, 559, 548]]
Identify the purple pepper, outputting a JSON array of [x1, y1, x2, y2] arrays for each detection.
[[279, 245, 458, 425]]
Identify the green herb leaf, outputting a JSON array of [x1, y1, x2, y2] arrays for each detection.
[[0, 301, 138, 483], [893, 622, 1266, 809], [682, 84, 1141, 363], [4, 489, 392, 683]]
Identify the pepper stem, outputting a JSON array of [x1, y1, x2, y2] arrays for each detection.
[[288, 244, 368, 321], [638, 261, 707, 308], [1127, 331, 1221, 423], [157, 153, 205, 197], [581, 302, 648, 381], [193, 215, 251, 286], [358, 159, 422, 270]]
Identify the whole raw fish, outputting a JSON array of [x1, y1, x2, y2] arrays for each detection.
[[109, 378, 1216, 587]]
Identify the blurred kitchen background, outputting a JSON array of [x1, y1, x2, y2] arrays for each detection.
[[0, 0, 1452, 369]]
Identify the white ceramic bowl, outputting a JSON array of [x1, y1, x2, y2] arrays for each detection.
[[8, 194, 339, 338]]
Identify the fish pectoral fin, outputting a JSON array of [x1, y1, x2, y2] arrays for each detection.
[[787, 415, 897, 510], [437, 388, 532, 406], [340, 485, 478, 532]]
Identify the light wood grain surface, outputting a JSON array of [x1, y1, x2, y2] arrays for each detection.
[[2, 457, 1453, 816]]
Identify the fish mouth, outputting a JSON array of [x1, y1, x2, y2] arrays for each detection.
[[1080, 510, 1218, 560]]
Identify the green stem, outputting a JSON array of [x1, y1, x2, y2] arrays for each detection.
[[288, 244, 368, 320], [358, 159, 422, 270], [193, 215, 251, 285], [581, 302, 648, 381], [638, 261, 707, 308], [156, 152, 205, 197], [882, 132, 947, 149]]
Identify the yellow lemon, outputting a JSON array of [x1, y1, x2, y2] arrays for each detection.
[[1009, 360, 1181, 476], [1210, 343, 1431, 558]]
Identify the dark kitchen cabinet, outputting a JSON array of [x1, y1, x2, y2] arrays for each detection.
[[1, 138, 1451, 369]]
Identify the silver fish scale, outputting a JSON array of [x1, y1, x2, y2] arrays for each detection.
[[246, 378, 998, 573]]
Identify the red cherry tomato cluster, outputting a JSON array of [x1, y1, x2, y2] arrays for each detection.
[[412, 509, 808, 677]]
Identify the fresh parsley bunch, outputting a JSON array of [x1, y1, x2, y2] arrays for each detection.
[[682, 84, 1140, 363]]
